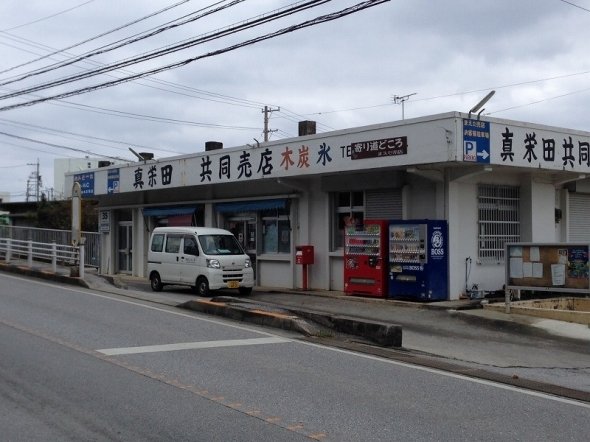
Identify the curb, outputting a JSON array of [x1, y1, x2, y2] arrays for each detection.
[[0, 262, 90, 289], [185, 296, 403, 348], [179, 299, 324, 337]]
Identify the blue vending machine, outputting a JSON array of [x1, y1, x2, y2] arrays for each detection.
[[388, 220, 448, 301]]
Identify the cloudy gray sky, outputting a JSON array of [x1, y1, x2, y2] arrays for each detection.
[[0, 0, 589, 201]]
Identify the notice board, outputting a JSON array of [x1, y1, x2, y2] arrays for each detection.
[[505, 243, 590, 293], [506, 243, 590, 293]]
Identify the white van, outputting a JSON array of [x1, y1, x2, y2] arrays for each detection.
[[147, 227, 254, 296]]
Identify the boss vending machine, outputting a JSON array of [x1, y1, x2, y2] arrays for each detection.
[[388, 220, 448, 301], [344, 219, 388, 297]]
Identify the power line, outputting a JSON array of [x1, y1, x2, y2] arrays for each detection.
[[0, 0, 194, 75], [0, 0, 242, 85], [305, 69, 590, 117], [1, 85, 262, 133], [0, 163, 30, 168], [0, 0, 389, 112], [0, 131, 130, 161], [559, 0, 590, 13], [486, 86, 590, 115], [0, 117, 172, 155], [0, 0, 333, 97], [0, 33, 267, 110], [0, 0, 96, 32]]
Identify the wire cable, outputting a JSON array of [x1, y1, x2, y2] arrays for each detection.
[[0, 0, 240, 84], [0, 131, 129, 161], [0, 0, 332, 96], [0, 0, 389, 112], [0, 0, 193, 75], [0, 0, 96, 32]]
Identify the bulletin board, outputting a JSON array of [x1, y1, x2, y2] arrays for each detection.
[[506, 243, 590, 293]]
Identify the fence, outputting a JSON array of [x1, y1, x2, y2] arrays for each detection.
[[0, 237, 86, 278], [0, 226, 100, 268]]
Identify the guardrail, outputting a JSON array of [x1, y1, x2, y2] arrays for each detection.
[[0, 238, 85, 278], [0, 226, 99, 268]]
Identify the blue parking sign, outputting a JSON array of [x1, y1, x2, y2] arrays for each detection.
[[463, 119, 490, 163]]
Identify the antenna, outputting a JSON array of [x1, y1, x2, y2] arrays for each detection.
[[391, 93, 417, 120]]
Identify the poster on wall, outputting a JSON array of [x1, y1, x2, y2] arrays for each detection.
[[568, 247, 589, 279], [506, 243, 590, 292]]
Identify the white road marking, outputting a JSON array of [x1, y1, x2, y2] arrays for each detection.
[[97, 337, 291, 355]]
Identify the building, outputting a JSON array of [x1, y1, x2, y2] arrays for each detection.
[[64, 112, 590, 299], [54, 157, 125, 200]]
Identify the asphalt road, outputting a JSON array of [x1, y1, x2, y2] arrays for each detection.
[[1, 273, 590, 441]]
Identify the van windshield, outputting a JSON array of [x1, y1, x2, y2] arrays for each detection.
[[198, 234, 244, 255]]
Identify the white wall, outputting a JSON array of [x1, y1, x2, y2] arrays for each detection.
[[447, 171, 559, 299]]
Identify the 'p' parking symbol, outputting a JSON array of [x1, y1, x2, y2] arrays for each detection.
[[463, 141, 477, 162]]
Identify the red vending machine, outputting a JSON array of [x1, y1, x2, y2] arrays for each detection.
[[344, 219, 388, 297]]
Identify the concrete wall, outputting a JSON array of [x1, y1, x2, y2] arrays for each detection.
[[447, 171, 559, 299], [447, 172, 521, 298], [519, 174, 557, 242]]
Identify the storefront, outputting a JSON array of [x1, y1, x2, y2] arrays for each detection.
[[65, 112, 590, 299]]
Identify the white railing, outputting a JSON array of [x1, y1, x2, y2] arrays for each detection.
[[0, 238, 85, 278], [0, 226, 99, 267]]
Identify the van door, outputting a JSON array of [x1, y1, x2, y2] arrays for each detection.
[[180, 234, 199, 284], [161, 234, 182, 283]]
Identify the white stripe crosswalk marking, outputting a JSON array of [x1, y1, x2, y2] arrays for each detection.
[[97, 337, 291, 356]]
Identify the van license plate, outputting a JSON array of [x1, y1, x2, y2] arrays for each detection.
[[227, 281, 239, 289]]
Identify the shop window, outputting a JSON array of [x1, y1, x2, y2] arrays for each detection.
[[333, 191, 365, 249], [151, 234, 165, 252], [478, 184, 520, 263], [262, 208, 290, 254]]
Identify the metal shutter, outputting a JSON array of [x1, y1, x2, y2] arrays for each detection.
[[569, 193, 590, 242], [365, 189, 402, 219]]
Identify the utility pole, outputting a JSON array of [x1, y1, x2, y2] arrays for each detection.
[[391, 93, 417, 120], [26, 159, 41, 202], [262, 105, 280, 142]]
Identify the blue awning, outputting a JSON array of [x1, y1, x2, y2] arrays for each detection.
[[215, 199, 287, 214], [142, 206, 197, 217]]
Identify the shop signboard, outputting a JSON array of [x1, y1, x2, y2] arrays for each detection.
[[73, 172, 94, 197]]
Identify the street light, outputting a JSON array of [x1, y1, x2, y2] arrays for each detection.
[[468, 90, 496, 119]]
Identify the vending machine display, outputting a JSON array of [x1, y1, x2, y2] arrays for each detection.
[[388, 220, 448, 301], [344, 220, 388, 297]]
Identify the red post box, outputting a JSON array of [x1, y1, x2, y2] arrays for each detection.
[[295, 245, 314, 265], [295, 245, 314, 290]]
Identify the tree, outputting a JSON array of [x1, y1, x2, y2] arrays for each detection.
[[36, 199, 98, 231]]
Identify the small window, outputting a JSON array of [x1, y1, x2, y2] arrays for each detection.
[[478, 184, 520, 263], [183, 235, 198, 255], [165, 235, 182, 253], [333, 191, 365, 250], [199, 234, 243, 255], [262, 208, 290, 254], [151, 234, 165, 252]]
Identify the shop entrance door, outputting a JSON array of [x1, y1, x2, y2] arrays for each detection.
[[227, 215, 257, 277], [117, 221, 133, 274]]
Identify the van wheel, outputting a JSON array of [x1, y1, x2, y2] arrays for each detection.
[[195, 277, 210, 297], [150, 272, 163, 292], [238, 287, 252, 296]]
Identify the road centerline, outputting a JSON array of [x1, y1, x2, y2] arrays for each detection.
[[97, 336, 291, 356]]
